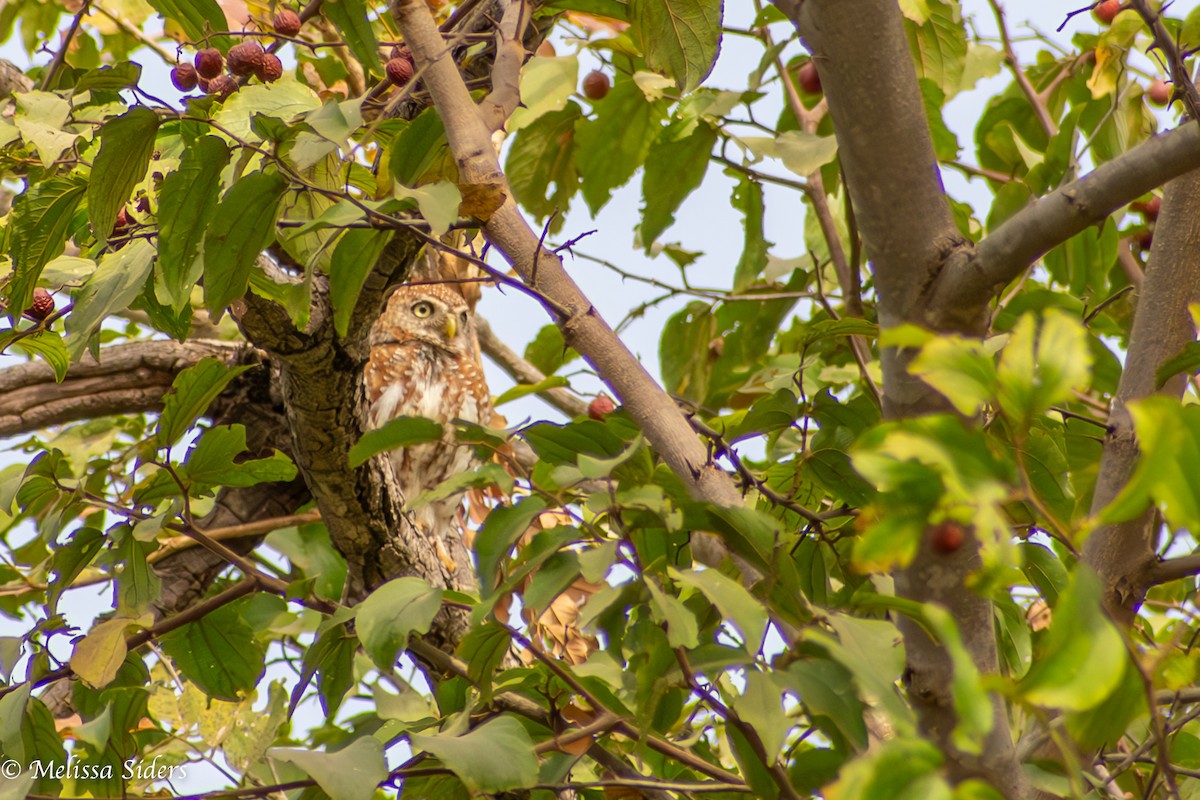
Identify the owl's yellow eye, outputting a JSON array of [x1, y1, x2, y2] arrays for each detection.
[[412, 301, 434, 318]]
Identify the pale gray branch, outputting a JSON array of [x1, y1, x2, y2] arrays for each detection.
[[391, 0, 746, 573]]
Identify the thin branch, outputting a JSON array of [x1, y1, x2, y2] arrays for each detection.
[[390, 0, 748, 576], [989, 0, 1058, 138], [39, 1, 90, 91], [934, 121, 1200, 313], [475, 315, 588, 417]]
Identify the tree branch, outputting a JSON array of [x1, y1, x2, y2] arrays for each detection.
[[390, 0, 747, 572], [778, 2, 1024, 795], [1082, 144, 1200, 622], [933, 122, 1200, 313], [475, 315, 588, 418], [0, 340, 251, 438]]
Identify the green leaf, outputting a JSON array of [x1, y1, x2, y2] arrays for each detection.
[[13, 331, 69, 383], [1156, 341, 1200, 389], [388, 108, 449, 187], [5, 177, 86, 320], [321, 0, 383, 76], [1018, 567, 1126, 711], [909, 333, 998, 416], [494, 375, 570, 407], [739, 130, 839, 176], [629, 0, 723, 93], [88, 107, 159, 243], [731, 173, 770, 291], [70, 616, 144, 690], [645, 579, 699, 648], [411, 716, 539, 794], [576, 76, 669, 213], [348, 416, 444, 468], [356, 578, 444, 671], [64, 239, 156, 358], [1019, 542, 1069, 607], [330, 228, 393, 337], [903, 0, 967, 96], [507, 103, 581, 233], [181, 425, 297, 489], [671, 567, 766, 653], [1101, 398, 1200, 532], [784, 659, 868, 751], [159, 600, 266, 702], [997, 310, 1092, 430], [157, 135, 229, 310], [202, 171, 288, 317], [476, 497, 549, 595], [641, 119, 716, 248], [157, 358, 253, 448], [734, 671, 791, 760], [810, 615, 915, 734], [660, 300, 714, 403], [507, 56, 580, 132], [270, 738, 387, 800], [73, 62, 143, 92], [146, 0, 232, 49]]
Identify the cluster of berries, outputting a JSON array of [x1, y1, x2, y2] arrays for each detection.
[[169, 9, 300, 98]]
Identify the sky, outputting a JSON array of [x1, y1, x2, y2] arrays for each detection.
[[0, 0, 1177, 790]]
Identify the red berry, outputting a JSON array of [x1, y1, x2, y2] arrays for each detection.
[[23, 288, 55, 322], [536, 40, 556, 58], [1132, 195, 1162, 220], [582, 70, 609, 100], [113, 207, 131, 233], [1148, 78, 1171, 107], [207, 74, 239, 100], [273, 9, 302, 37], [386, 56, 415, 86], [1093, 0, 1121, 24], [256, 53, 283, 83], [797, 61, 821, 95], [587, 395, 616, 421], [194, 48, 224, 79], [227, 41, 265, 77], [1135, 229, 1154, 251], [930, 522, 965, 554], [170, 62, 198, 91]]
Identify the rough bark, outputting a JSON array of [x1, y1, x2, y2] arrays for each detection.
[[1083, 161, 1200, 622], [236, 238, 478, 646], [783, 1, 1022, 795], [0, 340, 250, 437]]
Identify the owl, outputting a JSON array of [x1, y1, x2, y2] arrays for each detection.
[[364, 283, 491, 549]]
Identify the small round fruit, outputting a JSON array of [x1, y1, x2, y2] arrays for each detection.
[[257, 53, 283, 83], [1093, 0, 1121, 24], [170, 62, 198, 91], [273, 9, 302, 37], [194, 47, 224, 79], [930, 522, 965, 554], [227, 41, 266, 77], [587, 395, 616, 421], [1135, 229, 1154, 251], [24, 288, 55, 322], [207, 74, 239, 99], [582, 70, 609, 100], [386, 56, 415, 86], [1147, 77, 1171, 107], [113, 207, 131, 233], [1133, 195, 1162, 219], [536, 39, 556, 58], [797, 61, 821, 94]]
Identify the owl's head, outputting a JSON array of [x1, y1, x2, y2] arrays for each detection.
[[372, 284, 474, 355]]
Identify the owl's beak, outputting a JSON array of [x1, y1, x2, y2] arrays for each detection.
[[444, 316, 457, 340]]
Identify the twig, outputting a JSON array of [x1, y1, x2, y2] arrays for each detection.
[[40, 1, 90, 91], [475, 315, 588, 417], [990, 0, 1058, 138]]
